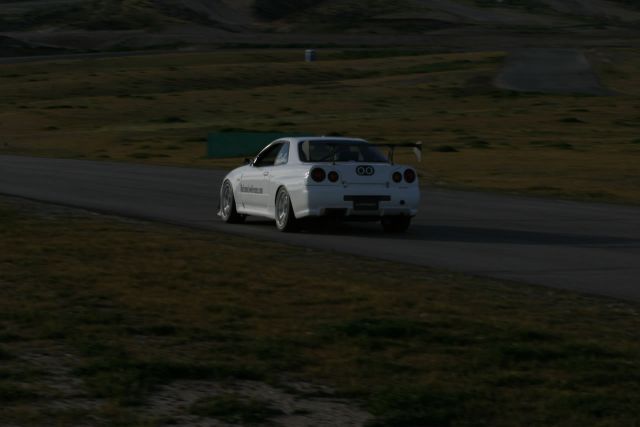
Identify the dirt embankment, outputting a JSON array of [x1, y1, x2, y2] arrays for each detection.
[[0, 35, 72, 56], [494, 48, 611, 95], [1, 0, 640, 56]]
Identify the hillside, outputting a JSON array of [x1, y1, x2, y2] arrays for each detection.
[[1, 0, 640, 53], [0, 0, 254, 31]]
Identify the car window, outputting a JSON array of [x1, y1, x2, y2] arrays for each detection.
[[254, 143, 283, 167], [274, 142, 290, 166], [298, 140, 389, 163]]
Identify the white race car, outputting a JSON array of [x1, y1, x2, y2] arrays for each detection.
[[218, 136, 420, 232]]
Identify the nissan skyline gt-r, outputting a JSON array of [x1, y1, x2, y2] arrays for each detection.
[[218, 136, 420, 232]]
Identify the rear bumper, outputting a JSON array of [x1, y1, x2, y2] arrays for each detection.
[[293, 184, 420, 219]]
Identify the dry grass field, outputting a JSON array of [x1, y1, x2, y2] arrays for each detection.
[[1, 48, 639, 204], [1, 44, 640, 427], [2, 3, 640, 425], [1, 196, 640, 426]]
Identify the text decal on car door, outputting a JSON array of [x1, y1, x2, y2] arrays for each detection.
[[240, 185, 264, 194]]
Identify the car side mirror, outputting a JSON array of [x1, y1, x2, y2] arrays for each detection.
[[244, 158, 253, 166]]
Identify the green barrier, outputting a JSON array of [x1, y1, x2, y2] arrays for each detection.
[[206, 132, 302, 158]]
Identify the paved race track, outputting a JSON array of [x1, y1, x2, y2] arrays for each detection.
[[1, 155, 639, 300]]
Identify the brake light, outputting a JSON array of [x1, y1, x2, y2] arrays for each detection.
[[404, 169, 416, 183], [392, 171, 402, 183], [328, 171, 339, 182], [311, 167, 326, 182]]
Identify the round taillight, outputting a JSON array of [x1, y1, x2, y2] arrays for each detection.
[[311, 167, 326, 182], [404, 169, 416, 183], [328, 171, 339, 182], [392, 171, 402, 183]]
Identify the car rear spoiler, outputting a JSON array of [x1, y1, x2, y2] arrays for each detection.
[[375, 142, 423, 164]]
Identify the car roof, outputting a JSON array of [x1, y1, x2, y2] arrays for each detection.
[[282, 136, 368, 144]]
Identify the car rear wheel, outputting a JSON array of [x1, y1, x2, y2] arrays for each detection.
[[381, 216, 411, 233], [220, 180, 245, 223], [275, 187, 298, 232]]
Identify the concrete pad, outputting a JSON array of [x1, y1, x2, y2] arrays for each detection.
[[494, 48, 611, 95]]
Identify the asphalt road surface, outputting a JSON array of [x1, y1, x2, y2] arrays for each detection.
[[1, 155, 639, 300]]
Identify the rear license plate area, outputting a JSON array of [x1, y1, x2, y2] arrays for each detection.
[[344, 195, 390, 211], [353, 200, 379, 211]]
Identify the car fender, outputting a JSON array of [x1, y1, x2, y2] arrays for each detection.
[[267, 166, 308, 217], [220, 167, 247, 212]]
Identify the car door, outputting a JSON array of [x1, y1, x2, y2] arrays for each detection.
[[265, 142, 290, 213], [240, 142, 283, 214]]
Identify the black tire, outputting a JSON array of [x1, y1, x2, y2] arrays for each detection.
[[274, 187, 298, 232], [219, 180, 245, 224], [381, 216, 411, 233]]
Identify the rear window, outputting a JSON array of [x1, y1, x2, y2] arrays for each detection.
[[298, 140, 389, 163]]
